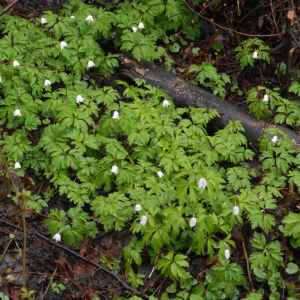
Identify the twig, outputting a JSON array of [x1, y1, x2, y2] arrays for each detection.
[[0, 0, 21, 16], [0, 218, 150, 300], [270, 0, 280, 34], [0, 147, 27, 289], [183, 0, 284, 38], [241, 240, 254, 292], [40, 266, 58, 300]]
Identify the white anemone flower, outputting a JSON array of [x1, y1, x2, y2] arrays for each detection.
[[44, 79, 51, 86], [135, 204, 142, 212], [70, 16, 75, 19], [198, 177, 207, 188], [189, 217, 196, 228], [76, 95, 84, 103], [0, 76, 2, 83], [53, 233, 61, 242], [132, 27, 138, 33], [253, 51, 258, 59], [163, 99, 170, 107], [60, 41, 68, 50], [225, 249, 230, 259], [87, 61, 95, 68], [233, 206, 239, 216], [13, 60, 20, 67], [41, 18, 47, 24], [13, 109, 22, 117], [15, 162, 21, 169], [86, 15, 94, 22], [140, 216, 148, 225], [138, 22, 144, 29], [157, 171, 164, 178], [272, 135, 278, 143], [112, 111, 119, 119], [111, 165, 118, 174], [263, 94, 268, 102]]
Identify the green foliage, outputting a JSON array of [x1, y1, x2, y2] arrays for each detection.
[[1, 1, 300, 299], [187, 62, 231, 98], [235, 38, 270, 70], [51, 283, 66, 294], [246, 86, 300, 124]]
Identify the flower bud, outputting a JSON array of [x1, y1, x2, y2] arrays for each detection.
[[111, 165, 118, 174], [163, 99, 170, 107], [15, 162, 21, 169], [157, 171, 164, 178], [272, 135, 278, 143], [53, 233, 61, 242], [135, 204, 142, 212], [233, 206, 239, 216], [132, 27, 137, 33], [225, 249, 230, 259], [189, 217, 196, 227], [112, 111, 119, 119], [140, 215, 147, 225], [253, 51, 258, 59], [198, 177, 207, 188]]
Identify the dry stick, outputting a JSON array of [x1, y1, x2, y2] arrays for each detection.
[[0, 218, 150, 300], [0, 0, 21, 16], [241, 240, 254, 292], [40, 266, 58, 300], [183, 0, 284, 38], [270, 0, 280, 34], [0, 148, 27, 289]]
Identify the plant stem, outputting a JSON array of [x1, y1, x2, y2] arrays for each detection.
[[0, 147, 27, 289]]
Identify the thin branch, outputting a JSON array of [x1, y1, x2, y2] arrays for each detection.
[[0, 218, 150, 300], [183, 0, 284, 38], [0, 0, 21, 16], [0, 148, 27, 289]]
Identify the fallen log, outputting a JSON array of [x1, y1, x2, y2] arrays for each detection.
[[117, 53, 300, 150]]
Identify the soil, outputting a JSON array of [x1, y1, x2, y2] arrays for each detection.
[[0, 0, 300, 299]]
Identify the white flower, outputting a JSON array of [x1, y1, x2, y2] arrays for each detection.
[[0, 76, 2, 83], [53, 233, 61, 242], [87, 60, 95, 68], [225, 249, 230, 259], [198, 177, 207, 188], [272, 135, 278, 143], [157, 171, 164, 178], [13, 60, 20, 67], [111, 165, 118, 174], [132, 27, 137, 33], [13, 109, 22, 117], [233, 206, 239, 216], [41, 18, 47, 24], [263, 94, 268, 102], [138, 22, 144, 29], [135, 204, 142, 212], [163, 99, 170, 107], [140, 215, 148, 225], [15, 162, 21, 169], [44, 79, 51, 86], [189, 217, 196, 228], [60, 41, 68, 50], [70, 16, 75, 19], [253, 51, 258, 59], [86, 15, 94, 22], [76, 95, 84, 103], [112, 111, 119, 119]]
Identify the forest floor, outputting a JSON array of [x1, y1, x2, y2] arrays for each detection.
[[0, 0, 300, 299]]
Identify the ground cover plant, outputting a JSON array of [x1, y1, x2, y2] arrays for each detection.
[[0, 0, 300, 299]]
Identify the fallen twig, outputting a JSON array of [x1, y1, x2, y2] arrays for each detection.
[[0, 217, 150, 300], [0, 0, 21, 16]]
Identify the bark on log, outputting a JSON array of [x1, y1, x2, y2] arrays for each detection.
[[118, 53, 300, 150]]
